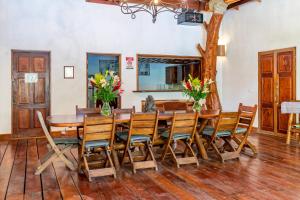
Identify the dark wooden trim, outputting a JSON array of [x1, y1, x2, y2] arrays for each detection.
[[0, 134, 12, 141], [136, 54, 202, 91], [86, 52, 122, 108], [133, 90, 183, 93]]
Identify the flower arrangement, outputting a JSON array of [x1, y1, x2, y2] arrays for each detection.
[[182, 75, 213, 112], [90, 70, 123, 116]]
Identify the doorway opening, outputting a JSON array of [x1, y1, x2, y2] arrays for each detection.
[[86, 53, 121, 108]]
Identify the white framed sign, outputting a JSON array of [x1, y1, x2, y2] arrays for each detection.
[[64, 66, 74, 79], [25, 73, 38, 83]]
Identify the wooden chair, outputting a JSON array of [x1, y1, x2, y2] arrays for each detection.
[[202, 112, 239, 162], [117, 111, 159, 173], [78, 114, 117, 181], [232, 103, 257, 155], [160, 112, 199, 168], [76, 105, 101, 137], [35, 111, 78, 175], [112, 106, 135, 131], [112, 106, 135, 114]]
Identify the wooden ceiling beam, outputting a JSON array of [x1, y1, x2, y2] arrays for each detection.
[[227, 0, 261, 9], [87, 0, 206, 11], [86, 0, 259, 11]]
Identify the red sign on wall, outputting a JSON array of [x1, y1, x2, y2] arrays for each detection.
[[126, 57, 134, 69]]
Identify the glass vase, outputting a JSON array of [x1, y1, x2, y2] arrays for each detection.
[[192, 100, 202, 112], [101, 101, 111, 116]]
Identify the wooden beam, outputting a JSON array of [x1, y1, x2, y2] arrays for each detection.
[[228, 0, 261, 9], [86, 0, 206, 11]]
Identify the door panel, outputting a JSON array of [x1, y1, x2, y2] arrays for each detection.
[[12, 51, 50, 137], [18, 55, 30, 72], [34, 78, 46, 103], [18, 109, 31, 129], [259, 53, 275, 132], [277, 50, 295, 133], [18, 79, 31, 104]]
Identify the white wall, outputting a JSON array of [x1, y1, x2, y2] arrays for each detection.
[[221, 0, 300, 126], [0, 0, 208, 134]]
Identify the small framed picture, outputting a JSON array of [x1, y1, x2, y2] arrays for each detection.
[[64, 66, 74, 79]]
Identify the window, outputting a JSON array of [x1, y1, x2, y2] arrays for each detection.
[[137, 55, 202, 92], [87, 53, 121, 108]]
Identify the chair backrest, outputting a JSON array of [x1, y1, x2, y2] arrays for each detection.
[[128, 111, 159, 142], [237, 103, 257, 134], [156, 104, 165, 113], [211, 112, 239, 139], [170, 112, 199, 139], [163, 102, 188, 111], [76, 105, 101, 115], [83, 114, 116, 148], [112, 106, 135, 114], [37, 111, 60, 151]]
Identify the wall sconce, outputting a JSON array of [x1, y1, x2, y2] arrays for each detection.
[[217, 45, 226, 57]]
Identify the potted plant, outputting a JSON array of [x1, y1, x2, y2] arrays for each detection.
[[182, 75, 213, 112], [90, 71, 122, 116]]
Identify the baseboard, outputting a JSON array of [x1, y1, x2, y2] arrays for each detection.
[[0, 130, 78, 141], [0, 133, 12, 141]]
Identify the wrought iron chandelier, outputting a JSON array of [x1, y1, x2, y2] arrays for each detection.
[[119, 0, 189, 23]]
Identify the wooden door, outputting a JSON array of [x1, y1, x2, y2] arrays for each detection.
[[259, 53, 275, 132], [12, 51, 50, 137], [258, 47, 296, 134], [276, 49, 296, 133]]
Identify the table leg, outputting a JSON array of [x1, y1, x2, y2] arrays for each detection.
[[195, 119, 209, 160]]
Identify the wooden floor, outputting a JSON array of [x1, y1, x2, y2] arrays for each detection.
[[1, 134, 300, 200]]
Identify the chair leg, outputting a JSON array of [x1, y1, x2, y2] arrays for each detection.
[[147, 143, 158, 171], [185, 142, 199, 167], [105, 150, 117, 179], [126, 148, 136, 174], [211, 142, 224, 163], [56, 145, 76, 171], [168, 144, 179, 168], [35, 153, 58, 175], [83, 156, 92, 182]]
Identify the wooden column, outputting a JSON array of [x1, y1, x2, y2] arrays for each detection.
[[197, 13, 224, 111]]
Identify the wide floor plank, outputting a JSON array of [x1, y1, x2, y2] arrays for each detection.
[[5, 140, 28, 200], [0, 141, 17, 200], [0, 134, 300, 200]]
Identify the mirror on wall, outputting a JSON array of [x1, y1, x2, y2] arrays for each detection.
[[137, 55, 202, 92]]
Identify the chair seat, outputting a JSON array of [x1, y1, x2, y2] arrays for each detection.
[[117, 132, 151, 143], [202, 127, 231, 137], [84, 140, 109, 148], [235, 127, 248, 134], [53, 138, 79, 145], [161, 132, 191, 140]]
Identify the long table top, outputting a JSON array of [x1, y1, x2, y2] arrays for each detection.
[[47, 110, 220, 127]]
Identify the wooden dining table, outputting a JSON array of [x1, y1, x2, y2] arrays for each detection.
[[47, 110, 219, 168]]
